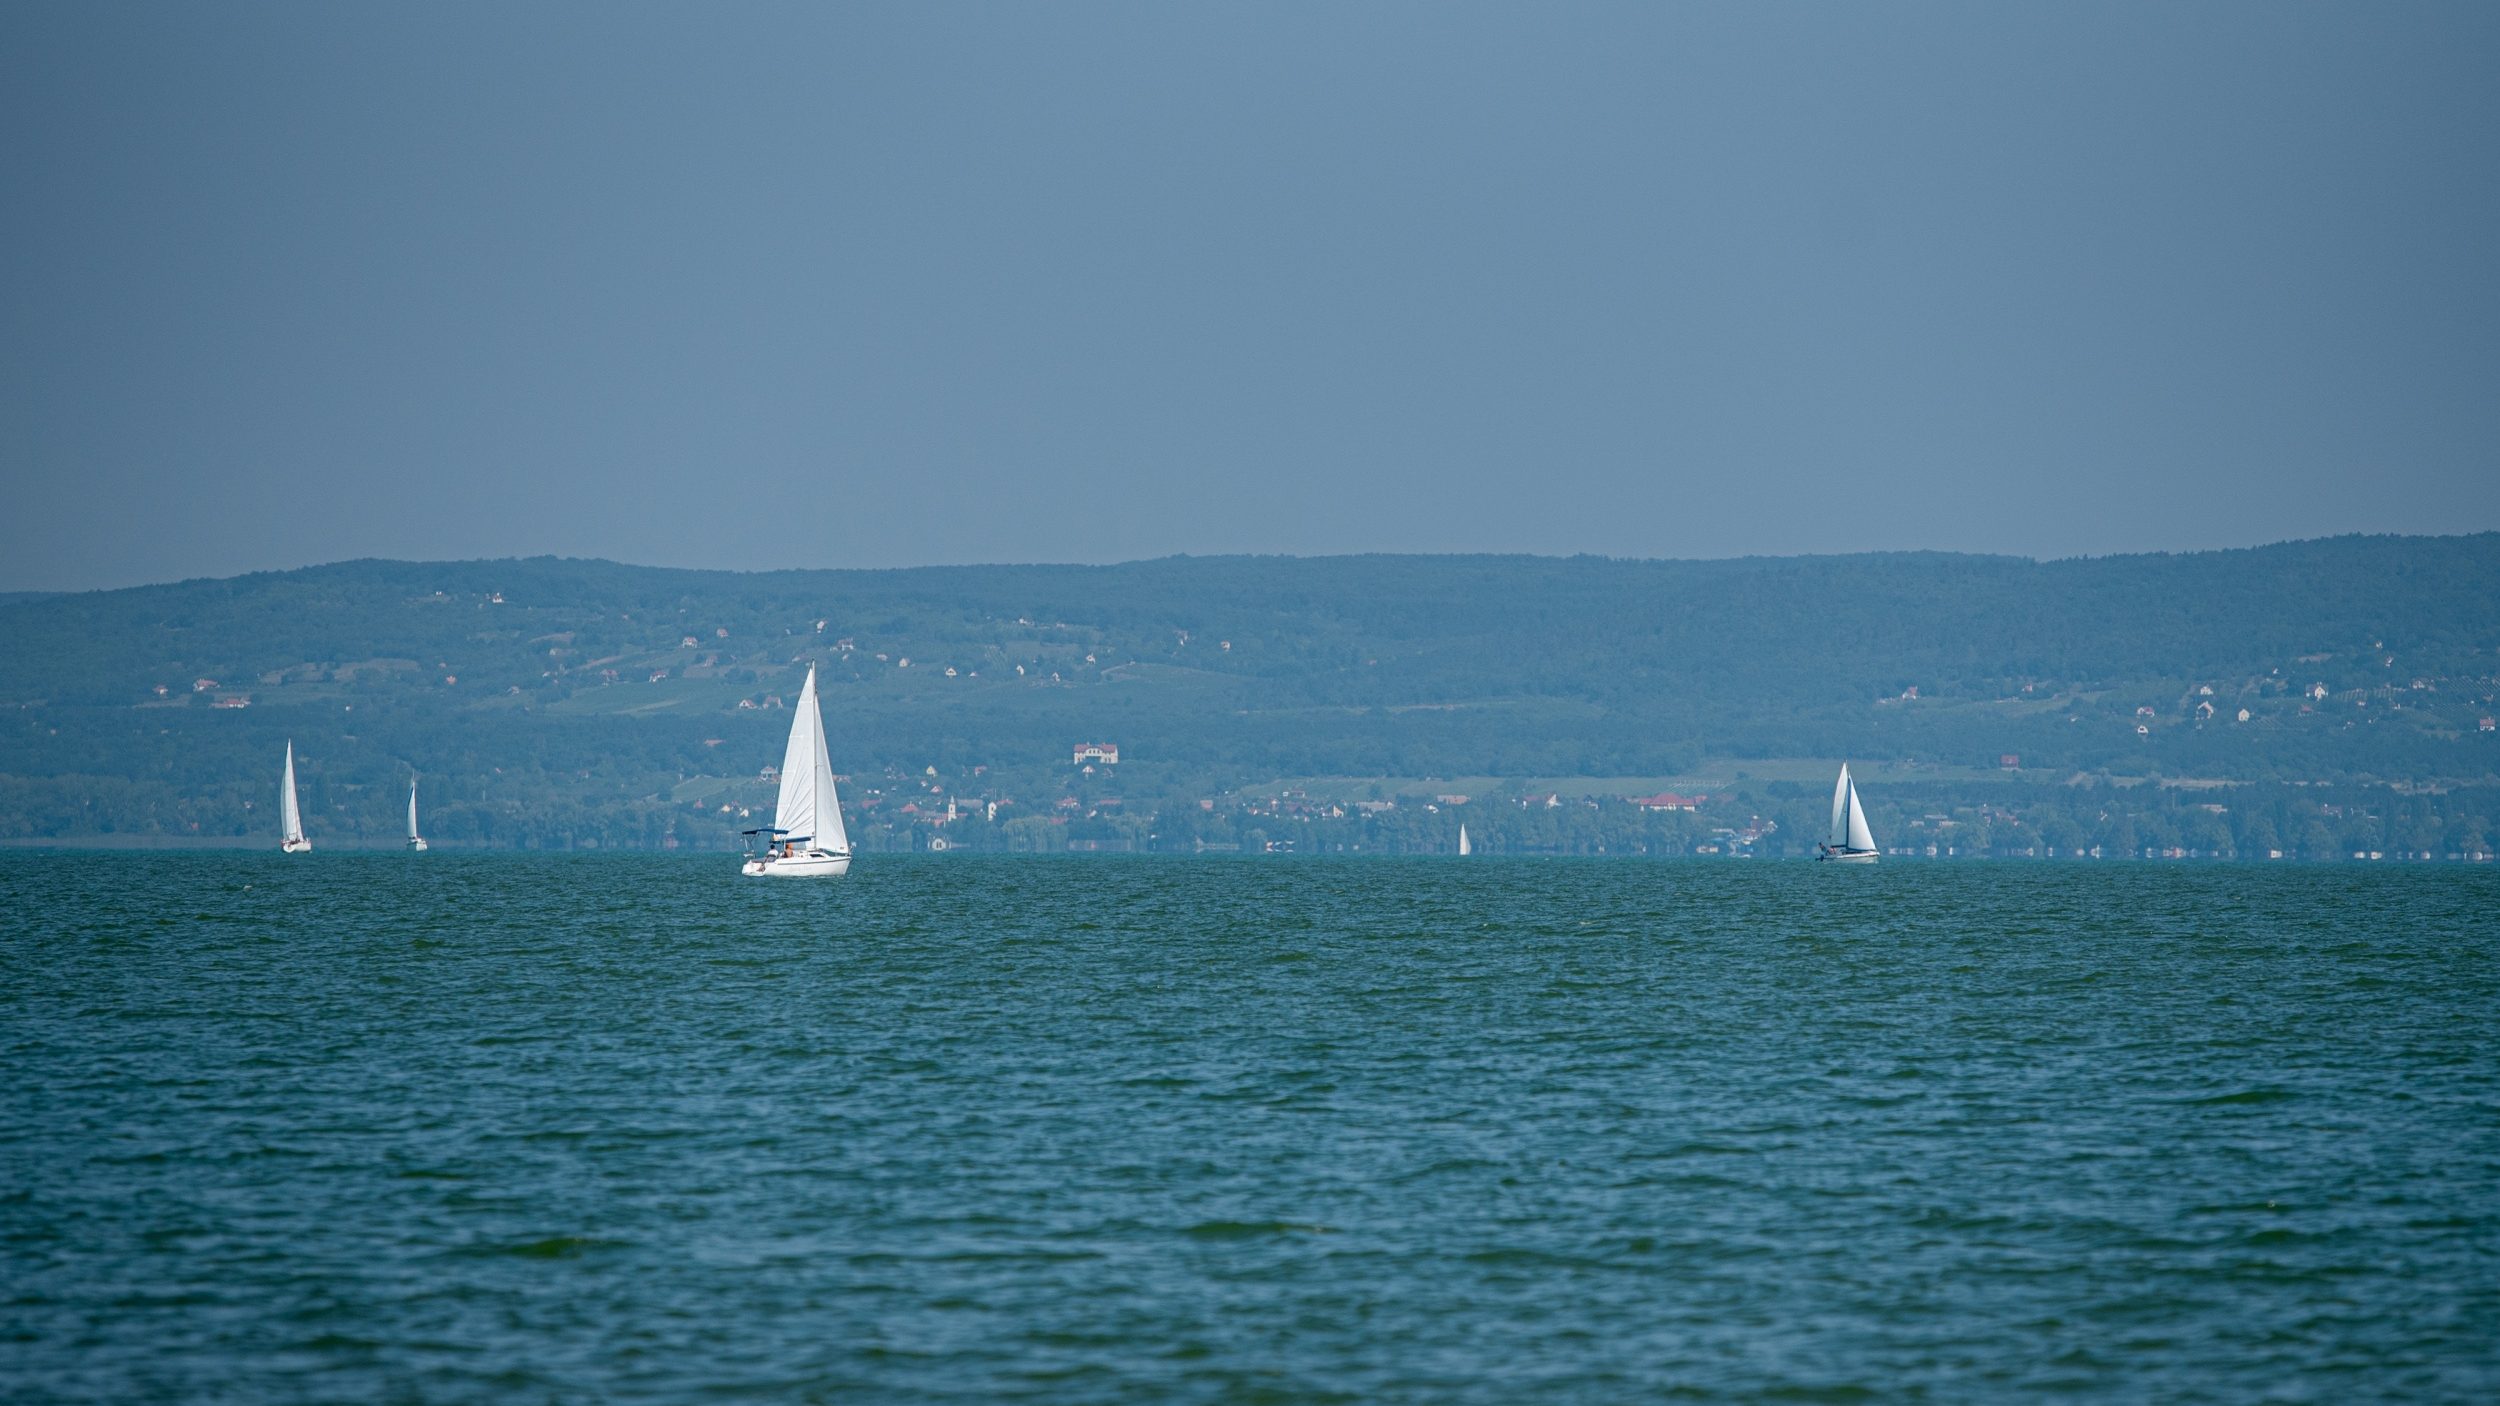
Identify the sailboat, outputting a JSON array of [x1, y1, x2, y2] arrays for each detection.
[[1457, 823, 1471, 856], [406, 778, 429, 852], [741, 664, 852, 877], [278, 741, 312, 853], [1818, 762, 1878, 863]]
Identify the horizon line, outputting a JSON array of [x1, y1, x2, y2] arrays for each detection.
[[6, 529, 2495, 599]]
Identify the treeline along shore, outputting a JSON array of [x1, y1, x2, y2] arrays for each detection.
[[3, 536, 2497, 857]]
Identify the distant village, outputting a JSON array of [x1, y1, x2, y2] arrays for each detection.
[[14, 555, 2499, 858], [636, 731, 2498, 865]]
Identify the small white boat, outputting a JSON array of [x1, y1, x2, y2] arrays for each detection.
[[1818, 762, 1878, 863], [278, 741, 312, 853], [1458, 823, 1471, 856], [742, 664, 852, 877], [406, 778, 429, 852]]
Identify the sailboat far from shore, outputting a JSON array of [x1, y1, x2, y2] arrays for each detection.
[[742, 664, 852, 877], [1818, 762, 1878, 863], [1458, 823, 1471, 856], [406, 778, 428, 852], [279, 741, 311, 853]]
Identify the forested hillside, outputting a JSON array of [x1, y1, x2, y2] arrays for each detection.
[[4, 537, 2496, 852]]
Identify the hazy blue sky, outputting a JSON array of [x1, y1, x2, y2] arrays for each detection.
[[4, 2, 2496, 589]]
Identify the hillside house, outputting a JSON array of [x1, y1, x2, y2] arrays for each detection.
[[1631, 792, 1705, 812], [1072, 743, 1120, 765], [2482, 717, 2496, 732], [2195, 701, 2215, 719], [212, 694, 251, 709], [1999, 754, 2020, 770], [2309, 683, 2329, 700], [2136, 705, 2157, 717], [193, 678, 218, 692], [2237, 708, 2251, 722]]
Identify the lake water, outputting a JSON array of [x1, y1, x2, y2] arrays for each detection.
[[4, 854, 2496, 1402]]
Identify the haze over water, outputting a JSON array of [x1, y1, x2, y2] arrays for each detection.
[[5, 853, 2496, 1401]]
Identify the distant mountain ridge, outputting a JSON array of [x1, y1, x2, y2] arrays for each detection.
[[2, 537, 2495, 846]]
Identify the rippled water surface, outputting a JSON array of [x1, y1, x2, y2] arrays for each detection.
[[4, 853, 2498, 1402]]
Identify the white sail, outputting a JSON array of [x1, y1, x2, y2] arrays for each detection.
[[1829, 763, 1877, 853], [772, 665, 849, 853], [406, 778, 427, 850], [1845, 777, 1877, 852], [279, 741, 307, 850], [1458, 823, 1470, 856]]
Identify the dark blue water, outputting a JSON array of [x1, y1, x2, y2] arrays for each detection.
[[4, 854, 2497, 1402]]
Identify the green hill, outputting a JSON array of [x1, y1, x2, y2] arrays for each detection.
[[4, 538, 2497, 853]]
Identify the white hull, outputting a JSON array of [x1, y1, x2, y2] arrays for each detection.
[[407, 838, 429, 852], [1818, 849, 1877, 864], [742, 850, 851, 878], [280, 838, 313, 854]]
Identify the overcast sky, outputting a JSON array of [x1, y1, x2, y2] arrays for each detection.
[[4, 2, 2496, 590]]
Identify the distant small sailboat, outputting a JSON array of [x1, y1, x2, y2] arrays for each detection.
[[278, 741, 311, 853], [406, 778, 429, 852], [1458, 823, 1471, 856], [1818, 762, 1878, 863], [742, 664, 852, 877]]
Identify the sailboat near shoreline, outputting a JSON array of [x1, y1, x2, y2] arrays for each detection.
[[742, 664, 852, 877], [406, 778, 429, 852], [1818, 762, 1878, 863], [1458, 823, 1471, 856], [278, 741, 311, 853]]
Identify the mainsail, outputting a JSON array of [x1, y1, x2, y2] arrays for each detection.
[[772, 665, 850, 853], [407, 780, 421, 843], [280, 742, 305, 846]]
